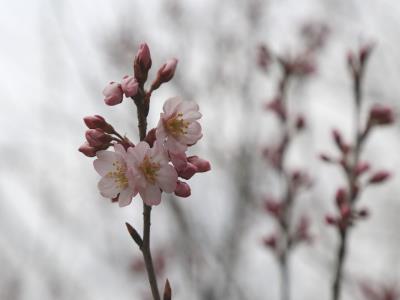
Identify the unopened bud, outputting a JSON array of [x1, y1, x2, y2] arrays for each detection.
[[368, 104, 395, 126], [319, 153, 333, 163], [85, 129, 112, 147], [359, 43, 374, 65], [174, 181, 191, 198], [151, 58, 178, 90], [295, 115, 306, 130], [83, 115, 114, 133], [133, 43, 152, 83], [369, 170, 391, 184], [78, 142, 97, 157], [335, 188, 347, 208], [325, 215, 337, 226], [103, 82, 123, 106], [257, 44, 271, 71], [121, 75, 139, 97], [354, 161, 370, 177], [177, 162, 198, 180], [263, 235, 277, 249], [144, 128, 157, 147], [266, 98, 286, 121], [187, 156, 211, 173]]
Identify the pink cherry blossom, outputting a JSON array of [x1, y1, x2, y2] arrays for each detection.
[[126, 141, 177, 206], [156, 97, 203, 154], [121, 75, 139, 97], [93, 144, 136, 207]]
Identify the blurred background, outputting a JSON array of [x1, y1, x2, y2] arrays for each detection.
[[1, 0, 400, 299]]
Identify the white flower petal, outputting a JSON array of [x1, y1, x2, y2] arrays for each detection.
[[118, 188, 134, 207], [140, 185, 162, 206], [98, 176, 120, 198], [93, 158, 114, 176], [163, 97, 181, 116], [156, 165, 178, 193]]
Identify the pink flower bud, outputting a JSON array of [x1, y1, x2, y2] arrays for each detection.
[[169, 151, 188, 171], [295, 115, 306, 130], [85, 129, 112, 147], [187, 156, 211, 173], [257, 44, 271, 71], [83, 115, 114, 133], [355, 161, 370, 177], [103, 82, 123, 106], [151, 58, 178, 90], [133, 43, 152, 83], [332, 129, 345, 151], [78, 142, 97, 157], [121, 75, 139, 97], [174, 181, 191, 198], [263, 235, 277, 249], [325, 215, 337, 226], [177, 162, 198, 180], [369, 171, 391, 184], [359, 43, 374, 65], [369, 104, 395, 126], [340, 204, 351, 219], [144, 128, 156, 147], [335, 188, 347, 208], [358, 208, 369, 219], [266, 98, 286, 121]]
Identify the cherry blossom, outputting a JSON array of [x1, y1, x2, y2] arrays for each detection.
[[93, 144, 135, 207], [156, 97, 202, 154], [126, 141, 177, 206]]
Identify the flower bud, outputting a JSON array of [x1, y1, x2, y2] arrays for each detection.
[[144, 128, 157, 147], [83, 115, 114, 133], [85, 129, 112, 147], [263, 235, 277, 249], [187, 156, 211, 173], [133, 43, 152, 83], [257, 44, 271, 71], [264, 198, 282, 217], [177, 162, 198, 180], [174, 181, 191, 198], [335, 188, 347, 208], [325, 215, 337, 226], [151, 58, 178, 90], [359, 43, 374, 65], [169, 152, 188, 171], [354, 161, 370, 177], [295, 115, 306, 130], [368, 104, 395, 126], [78, 142, 97, 157], [121, 75, 139, 97], [103, 82, 123, 106], [369, 170, 391, 184], [319, 153, 333, 163]]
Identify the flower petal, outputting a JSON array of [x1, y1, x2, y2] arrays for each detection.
[[93, 158, 113, 176], [98, 176, 120, 198], [140, 185, 162, 206], [118, 188, 134, 207], [156, 164, 178, 193]]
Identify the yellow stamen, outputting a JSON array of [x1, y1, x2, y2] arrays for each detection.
[[107, 161, 128, 189], [164, 112, 189, 138], [139, 156, 161, 184]]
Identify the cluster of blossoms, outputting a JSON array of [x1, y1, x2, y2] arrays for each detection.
[[321, 45, 394, 230], [360, 281, 399, 300], [79, 43, 210, 207]]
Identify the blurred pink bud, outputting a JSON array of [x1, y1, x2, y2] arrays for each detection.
[[152, 58, 178, 90], [121, 75, 139, 97], [332, 129, 345, 151], [85, 129, 112, 147], [335, 188, 347, 208], [265, 98, 286, 121], [359, 43, 374, 65], [369, 104, 395, 126], [169, 151, 188, 171], [257, 44, 271, 71], [174, 181, 191, 198], [369, 171, 391, 184], [263, 235, 277, 249], [295, 115, 306, 130], [78, 142, 97, 157], [340, 204, 351, 219], [325, 215, 337, 226], [358, 208, 369, 219], [133, 43, 152, 83], [347, 51, 358, 76], [83, 115, 114, 133], [144, 128, 157, 147], [264, 198, 282, 217], [177, 162, 198, 180], [103, 82, 123, 106], [187, 156, 211, 173], [355, 161, 370, 177]]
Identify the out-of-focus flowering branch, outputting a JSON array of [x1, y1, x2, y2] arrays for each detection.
[[360, 281, 399, 300], [259, 21, 329, 300], [78, 43, 210, 300], [320, 44, 395, 300]]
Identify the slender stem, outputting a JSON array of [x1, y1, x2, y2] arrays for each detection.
[[332, 230, 347, 300], [135, 94, 161, 300], [280, 252, 290, 300]]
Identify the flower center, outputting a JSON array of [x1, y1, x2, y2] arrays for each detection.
[[139, 156, 161, 184], [107, 161, 128, 189], [165, 113, 189, 138]]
